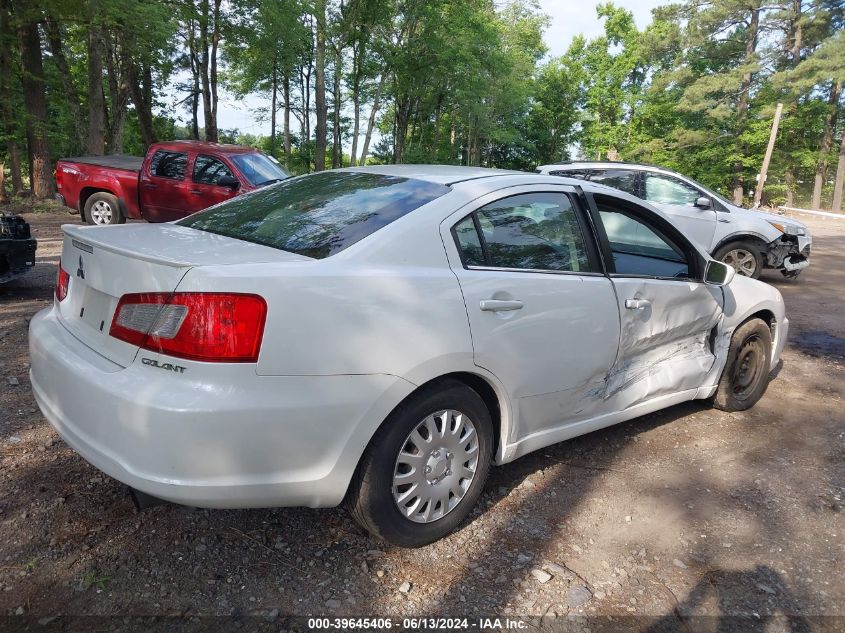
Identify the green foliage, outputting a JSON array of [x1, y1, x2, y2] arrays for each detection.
[[1, 0, 842, 207]]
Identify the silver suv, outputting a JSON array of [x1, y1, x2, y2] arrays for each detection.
[[536, 162, 811, 279]]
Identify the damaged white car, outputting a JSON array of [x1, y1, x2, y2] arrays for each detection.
[[536, 161, 811, 279], [30, 166, 788, 547]]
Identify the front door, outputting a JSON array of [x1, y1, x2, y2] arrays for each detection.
[[187, 154, 241, 214], [443, 188, 621, 442], [591, 193, 723, 411], [642, 171, 718, 252]]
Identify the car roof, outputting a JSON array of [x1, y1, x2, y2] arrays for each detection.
[[154, 140, 260, 155], [334, 164, 524, 185], [537, 161, 670, 173]]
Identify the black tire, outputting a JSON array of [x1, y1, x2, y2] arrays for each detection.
[[713, 241, 764, 280], [781, 269, 802, 279], [712, 318, 773, 412], [83, 192, 125, 225], [346, 379, 494, 547]]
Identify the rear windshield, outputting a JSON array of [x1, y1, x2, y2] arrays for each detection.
[[178, 171, 450, 259]]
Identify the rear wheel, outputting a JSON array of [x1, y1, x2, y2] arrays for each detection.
[[713, 241, 763, 279], [347, 379, 494, 547], [712, 318, 772, 412], [84, 192, 125, 225]]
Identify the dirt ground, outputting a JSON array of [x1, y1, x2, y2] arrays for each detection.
[[0, 206, 843, 631]]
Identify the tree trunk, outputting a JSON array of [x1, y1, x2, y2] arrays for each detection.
[[449, 103, 457, 162], [394, 96, 414, 164], [18, 21, 53, 199], [188, 18, 200, 140], [105, 35, 130, 154], [314, 0, 327, 171], [0, 163, 7, 204], [209, 0, 220, 140], [270, 58, 278, 156], [199, 0, 217, 142], [332, 53, 341, 168], [732, 6, 760, 205], [128, 62, 157, 148], [349, 44, 361, 167], [359, 73, 385, 166], [283, 72, 291, 168], [782, 0, 802, 205], [44, 18, 86, 151], [833, 128, 845, 212], [87, 27, 105, 155], [811, 81, 841, 210], [0, 0, 23, 196]]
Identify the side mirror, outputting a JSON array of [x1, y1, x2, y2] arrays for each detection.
[[705, 260, 736, 286], [694, 196, 712, 210], [218, 175, 240, 189]]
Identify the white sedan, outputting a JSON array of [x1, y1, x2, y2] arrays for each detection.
[[29, 165, 788, 547]]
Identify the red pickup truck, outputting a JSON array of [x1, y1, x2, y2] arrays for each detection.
[[54, 140, 290, 225]]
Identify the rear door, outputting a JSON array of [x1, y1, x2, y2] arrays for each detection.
[[641, 171, 717, 251], [588, 192, 723, 410], [443, 187, 621, 441], [187, 154, 240, 213], [139, 149, 191, 221]]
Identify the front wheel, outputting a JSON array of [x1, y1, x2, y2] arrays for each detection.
[[713, 241, 764, 280], [712, 318, 773, 412], [83, 192, 125, 225], [347, 379, 494, 547]]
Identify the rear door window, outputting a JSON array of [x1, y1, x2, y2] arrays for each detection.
[[149, 151, 188, 180], [178, 171, 449, 259], [587, 169, 638, 195], [453, 193, 591, 273]]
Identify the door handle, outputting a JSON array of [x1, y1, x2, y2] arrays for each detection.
[[190, 189, 202, 195], [480, 299, 524, 312], [141, 183, 157, 189], [625, 298, 651, 310]]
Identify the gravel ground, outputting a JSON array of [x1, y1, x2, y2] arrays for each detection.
[[0, 206, 843, 631]]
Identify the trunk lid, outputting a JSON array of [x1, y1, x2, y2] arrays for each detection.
[[58, 223, 309, 367]]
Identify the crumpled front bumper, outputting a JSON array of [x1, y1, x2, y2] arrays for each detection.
[[765, 233, 811, 272]]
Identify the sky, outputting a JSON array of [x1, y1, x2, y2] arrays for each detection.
[[208, 0, 663, 139]]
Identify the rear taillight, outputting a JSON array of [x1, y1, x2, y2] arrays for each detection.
[[109, 292, 267, 362], [55, 259, 70, 301]]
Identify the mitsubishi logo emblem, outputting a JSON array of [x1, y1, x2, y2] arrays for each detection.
[[76, 255, 85, 279]]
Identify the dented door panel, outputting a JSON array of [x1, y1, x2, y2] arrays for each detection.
[[605, 278, 723, 410]]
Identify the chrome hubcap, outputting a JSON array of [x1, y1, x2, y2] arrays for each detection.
[[91, 200, 113, 224], [722, 249, 757, 277], [392, 409, 479, 524]]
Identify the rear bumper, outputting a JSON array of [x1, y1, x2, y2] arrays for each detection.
[[0, 237, 36, 283], [29, 307, 414, 508]]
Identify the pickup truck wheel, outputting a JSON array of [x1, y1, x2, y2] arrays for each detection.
[[346, 379, 493, 547], [712, 318, 772, 412], [713, 241, 763, 279], [84, 193, 125, 226]]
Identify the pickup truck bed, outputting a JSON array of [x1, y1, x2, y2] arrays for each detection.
[[60, 155, 144, 172]]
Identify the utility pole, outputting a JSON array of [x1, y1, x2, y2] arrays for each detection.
[[753, 103, 784, 208]]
